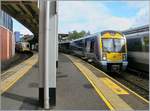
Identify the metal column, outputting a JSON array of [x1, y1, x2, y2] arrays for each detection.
[[56, 1, 58, 68], [38, 0, 57, 109]]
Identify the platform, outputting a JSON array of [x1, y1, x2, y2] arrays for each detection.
[[66, 54, 149, 110], [1, 53, 149, 110]]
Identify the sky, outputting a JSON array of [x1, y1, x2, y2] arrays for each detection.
[[58, 1, 149, 34], [13, 18, 33, 35], [13, 1, 149, 35]]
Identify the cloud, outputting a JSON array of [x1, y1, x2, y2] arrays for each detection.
[[132, 2, 149, 27], [125, 1, 149, 9], [58, 1, 149, 34]]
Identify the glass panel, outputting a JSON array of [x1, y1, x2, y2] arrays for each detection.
[[127, 38, 142, 51], [90, 41, 94, 52], [114, 39, 125, 52], [102, 38, 126, 52], [143, 36, 149, 52], [102, 39, 114, 52], [0, 11, 3, 25]]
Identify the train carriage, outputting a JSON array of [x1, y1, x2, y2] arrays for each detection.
[[15, 42, 30, 52], [59, 30, 128, 73], [122, 25, 149, 73], [126, 30, 149, 73]]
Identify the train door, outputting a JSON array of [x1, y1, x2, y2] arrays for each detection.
[[85, 38, 95, 60], [94, 37, 100, 60], [85, 40, 91, 53]]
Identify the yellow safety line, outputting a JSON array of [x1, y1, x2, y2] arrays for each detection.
[[65, 54, 149, 109], [100, 78, 129, 95], [76, 63, 115, 110], [65, 54, 114, 110], [1, 54, 38, 94], [2, 66, 31, 93], [83, 57, 149, 104]]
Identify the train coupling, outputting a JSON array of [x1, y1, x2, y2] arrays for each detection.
[[111, 64, 120, 72]]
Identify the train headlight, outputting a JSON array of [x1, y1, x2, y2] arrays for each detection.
[[123, 54, 126, 60], [102, 54, 107, 60]]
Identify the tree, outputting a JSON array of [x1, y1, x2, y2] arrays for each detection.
[[67, 30, 90, 40]]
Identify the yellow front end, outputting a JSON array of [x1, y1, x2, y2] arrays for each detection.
[[106, 53, 122, 62], [100, 31, 128, 72]]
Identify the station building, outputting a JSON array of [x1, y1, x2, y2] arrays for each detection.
[[0, 10, 15, 61], [14, 31, 21, 42]]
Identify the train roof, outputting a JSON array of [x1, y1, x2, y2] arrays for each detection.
[[70, 30, 124, 42], [59, 41, 70, 44], [125, 31, 149, 39], [59, 30, 125, 44], [122, 25, 149, 35], [68, 33, 99, 43]]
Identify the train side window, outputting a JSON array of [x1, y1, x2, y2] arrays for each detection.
[[85, 41, 87, 48], [86, 40, 91, 52], [127, 38, 142, 51], [90, 40, 94, 53], [143, 36, 149, 52]]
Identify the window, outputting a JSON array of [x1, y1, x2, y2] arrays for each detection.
[[114, 39, 125, 52], [127, 38, 142, 51], [102, 38, 125, 52], [90, 40, 94, 53], [102, 39, 114, 52], [85, 40, 91, 52], [0, 11, 3, 25], [143, 36, 149, 52]]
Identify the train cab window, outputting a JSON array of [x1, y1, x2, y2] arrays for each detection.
[[102, 39, 114, 52], [114, 39, 125, 52]]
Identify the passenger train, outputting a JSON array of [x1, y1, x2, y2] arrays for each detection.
[[59, 30, 128, 73], [123, 25, 149, 73], [15, 42, 30, 52]]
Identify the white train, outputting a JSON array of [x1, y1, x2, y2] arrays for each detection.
[[123, 25, 149, 73]]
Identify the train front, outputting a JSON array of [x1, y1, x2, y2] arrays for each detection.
[[99, 31, 128, 73]]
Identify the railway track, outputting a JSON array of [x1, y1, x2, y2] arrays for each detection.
[[121, 72, 148, 91], [81, 58, 149, 100], [1, 52, 33, 79], [112, 72, 149, 100]]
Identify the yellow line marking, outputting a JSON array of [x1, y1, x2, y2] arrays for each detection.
[[81, 56, 149, 104], [66, 54, 134, 110], [78, 65, 115, 110], [100, 78, 129, 95], [1, 66, 31, 93], [1, 54, 38, 94], [74, 62, 114, 110]]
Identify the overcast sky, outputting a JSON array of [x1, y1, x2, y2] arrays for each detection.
[[13, 1, 149, 35]]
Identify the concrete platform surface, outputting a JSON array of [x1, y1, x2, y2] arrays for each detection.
[[1, 54, 109, 110], [66, 54, 149, 110]]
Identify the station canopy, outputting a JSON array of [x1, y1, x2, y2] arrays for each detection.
[[1, 1, 39, 36]]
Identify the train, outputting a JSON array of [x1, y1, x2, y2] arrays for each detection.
[[15, 42, 30, 52], [59, 30, 128, 73], [123, 25, 149, 73]]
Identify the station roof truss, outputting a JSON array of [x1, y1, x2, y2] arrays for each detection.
[[1, 1, 39, 36]]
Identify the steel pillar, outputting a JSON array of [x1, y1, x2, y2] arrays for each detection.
[[38, 0, 57, 109]]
